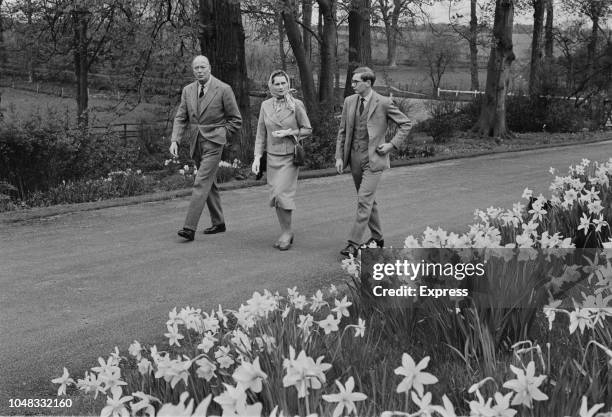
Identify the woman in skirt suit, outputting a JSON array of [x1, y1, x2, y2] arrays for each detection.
[[251, 70, 312, 251]]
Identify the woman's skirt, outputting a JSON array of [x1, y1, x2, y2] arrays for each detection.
[[266, 153, 298, 210]]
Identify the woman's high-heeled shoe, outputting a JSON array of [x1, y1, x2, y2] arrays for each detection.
[[278, 234, 294, 251]]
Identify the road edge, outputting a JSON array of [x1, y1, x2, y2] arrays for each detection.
[[2, 137, 611, 224]]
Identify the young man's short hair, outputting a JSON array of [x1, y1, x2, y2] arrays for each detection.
[[353, 67, 376, 86]]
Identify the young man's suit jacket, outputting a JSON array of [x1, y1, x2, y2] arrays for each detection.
[[335, 91, 412, 172], [170, 76, 242, 159]]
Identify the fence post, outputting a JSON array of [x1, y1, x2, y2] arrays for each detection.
[[437, 87, 440, 98], [60, 88, 64, 97], [123, 124, 127, 145]]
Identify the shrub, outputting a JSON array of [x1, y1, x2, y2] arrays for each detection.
[[24, 169, 152, 207], [303, 107, 339, 170], [0, 114, 155, 201], [0, 117, 80, 198], [505, 95, 591, 133], [0, 181, 18, 212]]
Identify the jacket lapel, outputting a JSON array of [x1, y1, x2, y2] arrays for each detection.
[[264, 99, 295, 126], [346, 95, 358, 139], [367, 91, 379, 121], [189, 81, 199, 116], [199, 77, 220, 117]]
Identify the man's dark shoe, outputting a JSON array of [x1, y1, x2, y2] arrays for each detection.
[[340, 244, 359, 258], [202, 224, 226, 234], [178, 228, 195, 241], [364, 237, 385, 248]]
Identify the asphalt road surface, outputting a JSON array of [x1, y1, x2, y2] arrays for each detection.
[[1, 141, 611, 414]]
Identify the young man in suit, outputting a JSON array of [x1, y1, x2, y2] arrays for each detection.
[[170, 55, 242, 241], [335, 67, 412, 257]]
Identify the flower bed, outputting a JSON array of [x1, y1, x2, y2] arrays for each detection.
[[51, 159, 612, 416]]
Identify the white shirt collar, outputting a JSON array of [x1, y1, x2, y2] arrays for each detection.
[[360, 89, 373, 103], [199, 77, 212, 94]]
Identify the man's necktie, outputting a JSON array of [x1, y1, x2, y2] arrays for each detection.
[[199, 86, 204, 98], [359, 98, 365, 115]]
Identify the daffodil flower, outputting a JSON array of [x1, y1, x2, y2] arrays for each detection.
[[99, 386, 132, 417], [51, 367, 74, 396], [213, 383, 248, 415], [130, 391, 159, 416], [157, 392, 194, 417], [195, 357, 217, 381], [432, 395, 458, 417], [353, 318, 366, 338], [317, 314, 340, 335], [502, 361, 548, 408], [332, 296, 352, 318], [232, 357, 268, 393], [128, 341, 143, 360], [394, 353, 438, 396], [164, 323, 184, 347], [197, 332, 218, 353], [568, 308, 594, 334], [322, 377, 367, 417]]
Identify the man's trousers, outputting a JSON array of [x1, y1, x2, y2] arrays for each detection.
[[347, 148, 383, 246], [184, 137, 225, 231]]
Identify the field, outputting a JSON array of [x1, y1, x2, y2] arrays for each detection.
[[1, 30, 534, 128]]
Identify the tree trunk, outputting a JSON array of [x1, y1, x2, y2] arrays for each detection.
[[389, 0, 401, 67], [198, 0, 252, 163], [72, 8, 89, 128], [528, 0, 545, 96], [588, 14, 599, 73], [0, 0, 6, 66], [474, 0, 515, 138], [281, 0, 317, 115], [469, 0, 480, 90], [302, 0, 312, 59], [276, 12, 287, 71], [26, 0, 34, 83], [544, 0, 553, 60], [317, 0, 337, 105], [344, 0, 371, 97], [384, 20, 398, 67]]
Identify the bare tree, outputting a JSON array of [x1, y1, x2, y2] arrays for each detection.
[[528, 0, 545, 95], [544, 0, 554, 60], [276, 11, 287, 70], [199, 0, 252, 163], [448, 0, 494, 91], [0, 0, 6, 66], [474, 0, 516, 138], [563, 0, 611, 72], [374, 0, 417, 67], [72, 5, 89, 127], [302, 0, 313, 59], [317, 0, 337, 104], [343, 0, 371, 97], [418, 31, 458, 96], [468, 0, 479, 90], [281, 0, 317, 112]]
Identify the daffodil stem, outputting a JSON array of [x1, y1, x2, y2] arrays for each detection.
[[305, 393, 311, 416]]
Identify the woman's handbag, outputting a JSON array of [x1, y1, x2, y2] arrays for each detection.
[[256, 151, 267, 180], [292, 136, 305, 167]]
